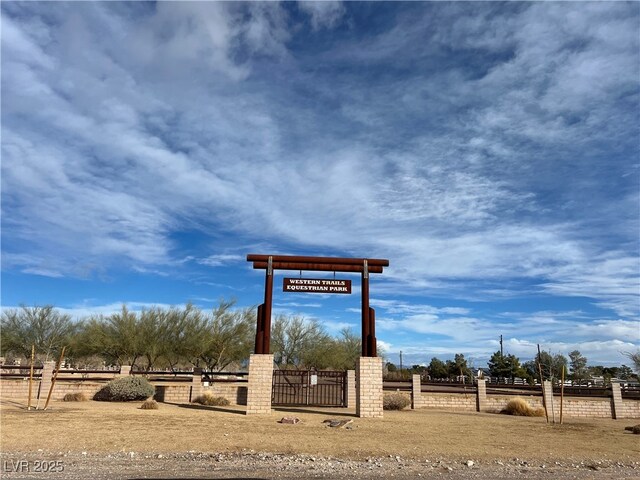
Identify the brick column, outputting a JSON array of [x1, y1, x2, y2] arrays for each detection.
[[476, 379, 487, 412], [542, 380, 555, 421], [38, 361, 55, 401], [119, 365, 132, 377], [190, 367, 203, 403], [356, 356, 383, 418], [610, 383, 623, 419], [246, 354, 274, 415], [411, 374, 423, 409], [346, 370, 356, 408]]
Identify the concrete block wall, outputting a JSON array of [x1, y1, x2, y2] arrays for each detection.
[[154, 385, 190, 403], [346, 370, 356, 408], [484, 395, 622, 419], [556, 397, 613, 418], [356, 356, 383, 418], [417, 393, 477, 411], [0, 379, 42, 399], [617, 399, 640, 419], [207, 383, 248, 405], [246, 354, 274, 415], [485, 396, 544, 413]]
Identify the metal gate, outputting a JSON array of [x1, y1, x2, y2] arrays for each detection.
[[272, 370, 346, 407]]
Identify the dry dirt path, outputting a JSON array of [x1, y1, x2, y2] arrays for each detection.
[[1, 398, 638, 479]]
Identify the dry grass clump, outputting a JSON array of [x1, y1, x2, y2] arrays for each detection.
[[140, 399, 159, 410], [383, 392, 411, 410], [501, 397, 545, 417], [193, 391, 230, 406], [63, 392, 87, 402]]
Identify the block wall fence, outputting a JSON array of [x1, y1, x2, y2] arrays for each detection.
[[1, 365, 638, 419]]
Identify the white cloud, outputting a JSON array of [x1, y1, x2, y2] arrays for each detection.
[[198, 254, 244, 267], [297, 1, 345, 30], [1, 1, 637, 366]]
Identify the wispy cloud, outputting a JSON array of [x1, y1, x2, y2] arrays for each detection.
[[1, 2, 637, 364]]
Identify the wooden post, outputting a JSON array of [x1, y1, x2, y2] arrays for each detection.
[[368, 307, 376, 357], [44, 346, 65, 410], [254, 304, 264, 354], [27, 345, 35, 410], [262, 258, 273, 354], [560, 365, 565, 424], [361, 260, 370, 357], [537, 344, 549, 423]]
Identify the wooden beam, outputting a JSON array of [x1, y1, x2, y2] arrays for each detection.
[[251, 261, 384, 273], [247, 254, 389, 267]]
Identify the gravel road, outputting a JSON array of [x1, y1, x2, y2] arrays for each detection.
[[2, 451, 639, 480]]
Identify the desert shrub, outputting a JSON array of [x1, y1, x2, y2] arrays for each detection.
[[140, 399, 159, 410], [193, 391, 230, 406], [501, 397, 545, 417], [383, 392, 411, 410], [63, 392, 87, 402], [93, 376, 155, 402]]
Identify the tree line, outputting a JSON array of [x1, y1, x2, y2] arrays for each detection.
[[486, 349, 638, 383], [387, 350, 639, 384], [0, 303, 362, 371], [2, 304, 638, 379]]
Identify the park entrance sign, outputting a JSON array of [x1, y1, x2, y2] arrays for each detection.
[[246, 254, 389, 357], [283, 277, 352, 294]]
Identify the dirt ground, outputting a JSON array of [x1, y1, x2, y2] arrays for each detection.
[[1, 397, 639, 479]]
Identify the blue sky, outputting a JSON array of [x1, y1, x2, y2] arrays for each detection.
[[1, 1, 639, 368]]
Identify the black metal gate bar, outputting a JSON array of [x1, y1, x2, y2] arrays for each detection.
[[272, 370, 346, 407]]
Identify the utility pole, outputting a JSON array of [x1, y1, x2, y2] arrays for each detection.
[[399, 351, 403, 374], [500, 335, 503, 357]]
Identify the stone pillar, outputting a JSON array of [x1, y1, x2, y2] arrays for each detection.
[[346, 370, 356, 408], [611, 383, 623, 419], [246, 354, 274, 415], [39, 361, 55, 401], [190, 367, 203, 403], [542, 380, 555, 421], [356, 356, 383, 418], [119, 365, 132, 377], [476, 379, 487, 412], [411, 374, 423, 409]]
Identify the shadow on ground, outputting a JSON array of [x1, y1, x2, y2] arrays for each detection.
[[169, 402, 246, 415], [273, 406, 356, 417]]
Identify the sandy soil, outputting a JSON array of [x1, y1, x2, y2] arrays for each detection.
[[1, 398, 639, 479]]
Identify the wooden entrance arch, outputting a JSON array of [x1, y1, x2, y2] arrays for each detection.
[[246, 254, 389, 357]]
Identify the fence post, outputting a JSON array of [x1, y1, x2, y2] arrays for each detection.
[[542, 380, 554, 421], [246, 354, 274, 415], [38, 361, 56, 402], [476, 378, 487, 412], [411, 374, 422, 409], [346, 370, 356, 408], [119, 365, 131, 377], [190, 368, 203, 403], [610, 383, 623, 419]]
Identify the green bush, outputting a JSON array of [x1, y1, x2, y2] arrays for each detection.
[[383, 392, 411, 410], [193, 391, 230, 406], [93, 376, 155, 402]]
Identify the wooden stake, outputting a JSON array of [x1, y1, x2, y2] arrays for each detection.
[[560, 365, 565, 425], [44, 346, 65, 410], [27, 345, 35, 410], [537, 344, 549, 423]]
